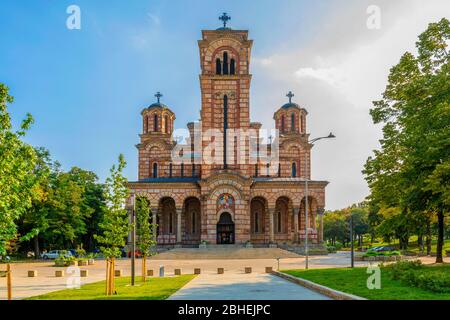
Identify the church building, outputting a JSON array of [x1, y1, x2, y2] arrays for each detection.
[[128, 15, 329, 249]]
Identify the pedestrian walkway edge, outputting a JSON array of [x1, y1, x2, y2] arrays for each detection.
[[271, 271, 367, 300]]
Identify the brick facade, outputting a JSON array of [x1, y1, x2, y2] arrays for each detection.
[[128, 24, 328, 247]]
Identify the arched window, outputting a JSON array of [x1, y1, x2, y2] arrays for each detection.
[[291, 113, 296, 132], [223, 52, 229, 75], [192, 164, 196, 177], [144, 116, 148, 133], [277, 212, 282, 233], [192, 212, 196, 234], [181, 163, 184, 177], [230, 58, 236, 75], [169, 211, 173, 234], [266, 163, 270, 177], [278, 163, 281, 177], [281, 115, 285, 133], [153, 163, 158, 178], [169, 163, 173, 178], [154, 114, 158, 132], [300, 115, 303, 132], [254, 212, 259, 233], [216, 58, 222, 75], [292, 162, 297, 177], [255, 164, 258, 177], [165, 115, 169, 134]]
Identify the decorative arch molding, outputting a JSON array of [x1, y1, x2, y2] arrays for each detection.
[[208, 184, 242, 204], [144, 141, 169, 152], [206, 40, 243, 60], [274, 192, 300, 207], [181, 192, 202, 206], [216, 208, 235, 222]]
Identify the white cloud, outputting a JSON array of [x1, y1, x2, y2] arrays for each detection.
[[250, 0, 450, 210]]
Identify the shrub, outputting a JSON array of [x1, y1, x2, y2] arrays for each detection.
[[383, 260, 450, 293], [327, 246, 336, 253], [334, 242, 343, 250]]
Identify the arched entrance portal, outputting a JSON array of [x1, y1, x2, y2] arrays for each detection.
[[216, 212, 235, 244]]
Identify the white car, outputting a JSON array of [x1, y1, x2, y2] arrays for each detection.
[[40, 250, 72, 260]]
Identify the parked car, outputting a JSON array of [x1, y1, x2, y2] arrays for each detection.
[[369, 246, 396, 252], [68, 249, 78, 258], [40, 250, 72, 260], [127, 250, 142, 258]]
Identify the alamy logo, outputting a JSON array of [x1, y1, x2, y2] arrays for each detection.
[[366, 5, 381, 30], [66, 5, 81, 30], [366, 265, 381, 290]]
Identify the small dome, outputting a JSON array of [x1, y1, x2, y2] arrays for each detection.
[[148, 102, 171, 110], [281, 102, 301, 110]]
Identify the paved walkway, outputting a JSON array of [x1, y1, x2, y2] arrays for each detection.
[[168, 273, 330, 300], [1, 252, 445, 300]]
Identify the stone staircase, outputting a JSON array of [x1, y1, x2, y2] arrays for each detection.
[[278, 243, 328, 255], [153, 246, 302, 260]]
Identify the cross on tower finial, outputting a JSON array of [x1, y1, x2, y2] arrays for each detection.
[[155, 92, 163, 103], [286, 91, 295, 104], [219, 12, 231, 28]]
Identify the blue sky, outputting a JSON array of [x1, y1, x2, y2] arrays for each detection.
[[1, 0, 448, 209], [0, 0, 323, 178]]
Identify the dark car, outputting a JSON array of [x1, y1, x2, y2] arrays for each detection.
[[373, 246, 396, 252]]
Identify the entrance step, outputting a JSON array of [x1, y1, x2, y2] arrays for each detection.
[[153, 247, 302, 260]]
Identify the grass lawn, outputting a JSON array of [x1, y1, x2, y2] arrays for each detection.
[[27, 275, 196, 300], [283, 264, 450, 300]]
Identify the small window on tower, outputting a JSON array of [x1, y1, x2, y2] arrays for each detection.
[[281, 115, 285, 133], [165, 115, 169, 134], [291, 113, 296, 132], [216, 58, 222, 75], [292, 162, 297, 177], [153, 163, 158, 178], [154, 114, 158, 132], [230, 58, 236, 75], [223, 51, 229, 75]]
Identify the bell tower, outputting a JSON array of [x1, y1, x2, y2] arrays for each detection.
[[198, 13, 253, 176]]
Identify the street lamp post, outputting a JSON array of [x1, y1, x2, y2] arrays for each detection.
[[304, 133, 335, 270], [131, 193, 136, 286], [350, 213, 354, 268]]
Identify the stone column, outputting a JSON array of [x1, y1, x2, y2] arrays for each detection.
[[151, 208, 158, 244], [293, 208, 300, 244], [176, 208, 182, 245], [318, 207, 325, 243], [268, 208, 275, 244]]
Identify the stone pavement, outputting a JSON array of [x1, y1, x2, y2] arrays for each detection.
[[0, 250, 446, 300], [168, 272, 331, 300]]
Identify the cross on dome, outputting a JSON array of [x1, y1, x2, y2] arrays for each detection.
[[155, 92, 163, 103], [286, 91, 295, 104], [219, 12, 231, 28]]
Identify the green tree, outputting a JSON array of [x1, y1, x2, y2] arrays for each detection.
[[364, 18, 449, 262], [136, 197, 157, 282], [18, 147, 54, 258], [95, 154, 130, 295], [0, 83, 37, 256]]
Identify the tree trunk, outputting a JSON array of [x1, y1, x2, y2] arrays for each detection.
[[105, 259, 110, 295], [418, 235, 423, 253], [436, 211, 444, 263], [34, 236, 40, 259], [426, 221, 432, 255], [142, 254, 146, 283]]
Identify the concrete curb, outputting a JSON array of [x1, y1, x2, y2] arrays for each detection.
[[272, 271, 367, 300]]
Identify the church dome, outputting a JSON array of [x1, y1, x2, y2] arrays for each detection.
[[281, 102, 301, 110], [144, 92, 173, 113], [148, 102, 171, 110]]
